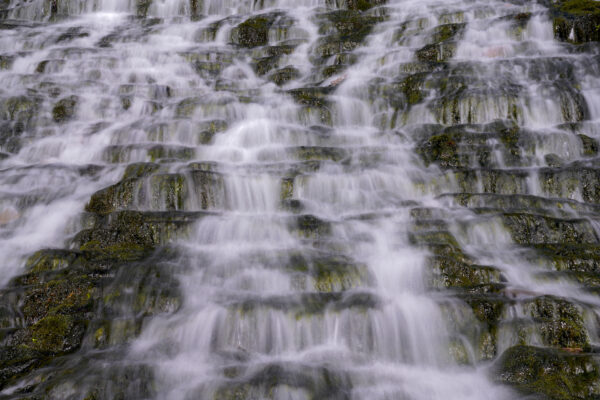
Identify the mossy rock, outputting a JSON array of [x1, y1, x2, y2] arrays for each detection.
[[493, 345, 600, 399], [29, 314, 84, 354], [25, 249, 81, 273], [550, 0, 600, 43], [430, 23, 466, 43], [22, 276, 94, 323], [0, 346, 45, 389], [52, 95, 78, 123], [293, 214, 332, 238], [75, 210, 202, 254], [0, 55, 15, 70], [268, 66, 300, 86], [428, 256, 503, 289], [213, 363, 351, 400], [122, 162, 160, 180], [540, 165, 600, 204], [311, 10, 384, 64], [415, 41, 456, 63], [416, 132, 460, 168], [287, 87, 334, 107], [502, 213, 599, 245], [2, 95, 41, 123], [86, 178, 141, 215], [524, 296, 590, 349], [232, 14, 278, 48], [346, 0, 386, 11], [136, 0, 152, 17], [531, 243, 600, 274], [578, 134, 599, 156]]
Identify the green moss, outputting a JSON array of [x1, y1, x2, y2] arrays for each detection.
[[85, 178, 138, 215], [493, 345, 600, 400], [52, 96, 78, 123], [122, 162, 160, 180], [525, 296, 589, 349], [149, 174, 187, 210], [294, 215, 332, 238], [311, 258, 367, 292], [234, 15, 274, 48], [431, 23, 466, 43], [29, 315, 74, 353], [560, 0, 600, 16], [25, 250, 79, 273], [3, 95, 40, 123], [81, 241, 148, 261], [429, 256, 502, 289], [148, 145, 195, 162], [347, 0, 385, 11], [502, 213, 599, 245], [416, 132, 460, 168], [268, 66, 300, 86], [291, 146, 347, 162], [415, 41, 457, 63]]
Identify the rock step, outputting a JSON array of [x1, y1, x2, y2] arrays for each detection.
[[415, 123, 597, 169], [217, 290, 380, 316], [0, 240, 182, 390], [212, 360, 352, 400], [441, 165, 600, 205], [439, 193, 600, 218], [493, 345, 600, 399], [445, 293, 595, 362]]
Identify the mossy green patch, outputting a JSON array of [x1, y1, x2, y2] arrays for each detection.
[[494, 345, 600, 399], [560, 0, 600, 16], [52, 95, 78, 124], [29, 315, 75, 353]]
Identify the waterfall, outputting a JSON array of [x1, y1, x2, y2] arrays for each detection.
[[1, 0, 600, 398]]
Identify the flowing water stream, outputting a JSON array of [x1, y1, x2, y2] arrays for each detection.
[[1, 0, 600, 398]]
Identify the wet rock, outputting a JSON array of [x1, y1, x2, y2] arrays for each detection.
[[532, 243, 600, 274], [545, 153, 566, 167], [346, 0, 386, 11], [75, 210, 202, 252], [524, 296, 589, 349], [417, 132, 460, 168], [232, 14, 279, 48], [0, 95, 41, 152], [415, 41, 457, 63], [311, 9, 385, 67], [502, 213, 599, 245], [293, 214, 332, 238], [0, 54, 15, 70], [52, 95, 78, 123], [493, 345, 600, 399], [137, 0, 152, 18], [550, 0, 600, 44], [268, 66, 300, 85], [578, 134, 599, 156], [540, 165, 600, 204], [0, 242, 181, 393], [430, 22, 466, 43], [55, 26, 89, 43]]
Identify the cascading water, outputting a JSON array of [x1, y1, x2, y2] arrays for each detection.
[[1, 0, 600, 398]]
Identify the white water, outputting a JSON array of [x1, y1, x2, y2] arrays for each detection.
[[1, 0, 600, 398]]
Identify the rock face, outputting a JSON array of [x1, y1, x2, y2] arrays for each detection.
[[549, 0, 600, 43], [1, 0, 600, 399], [493, 346, 600, 399]]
